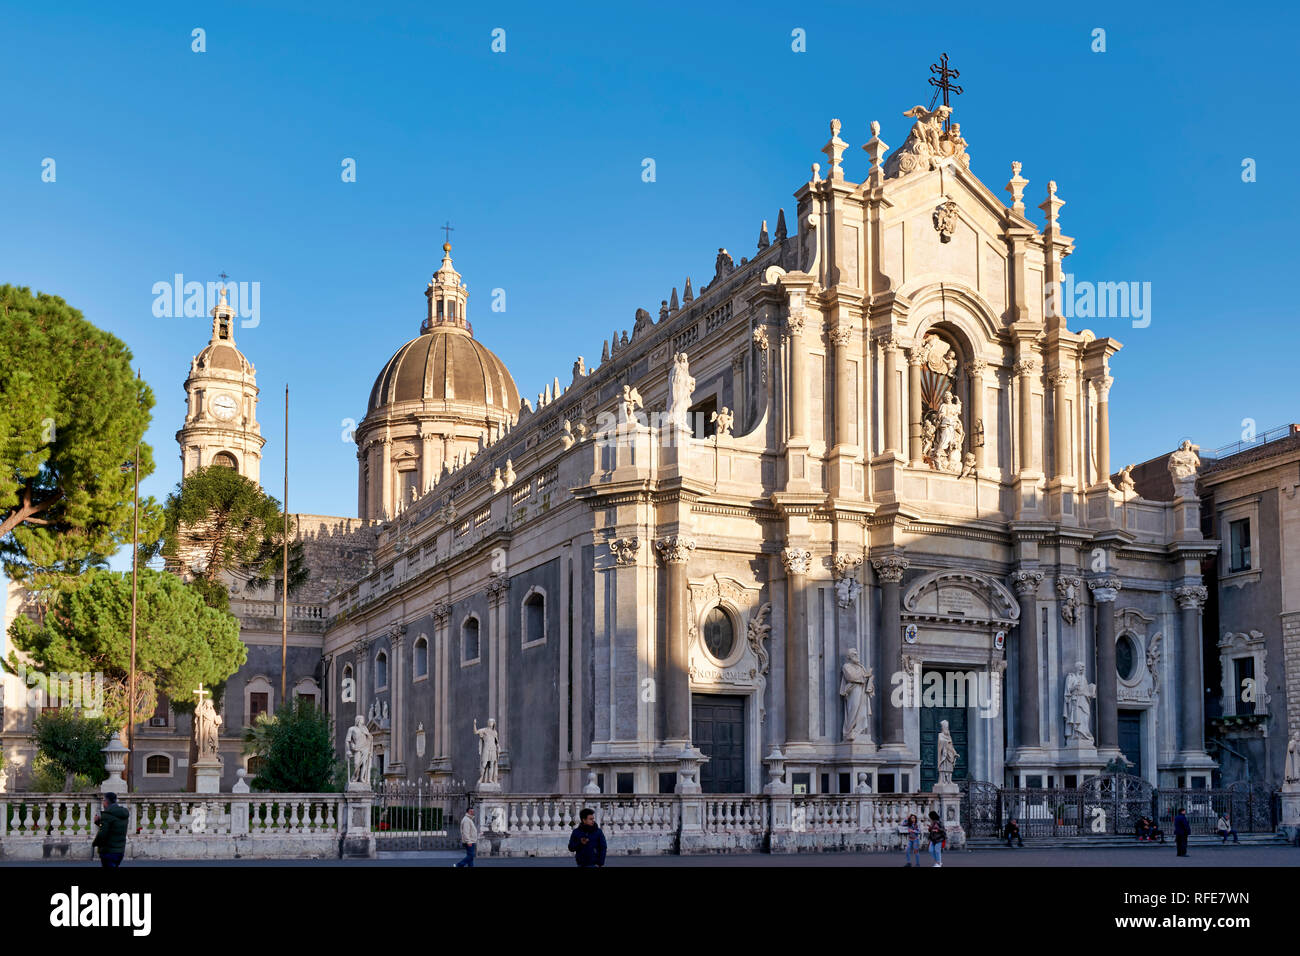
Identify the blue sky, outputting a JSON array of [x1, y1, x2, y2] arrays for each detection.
[[2, 0, 1296, 606]]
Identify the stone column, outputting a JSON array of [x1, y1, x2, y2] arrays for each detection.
[[487, 575, 510, 764], [386, 623, 407, 777], [907, 347, 923, 465], [379, 437, 393, 520], [881, 336, 901, 454], [656, 536, 696, 744], [872, 555, 910, 747], [1015, 358, 1038, 473], [967, 359, 987, 471], [785, 313, 808, 442], [1095, 375, 1113, 486], [1089, 576, 1121, 751], [1010, 571, 1044, 750], [1050, 370, 1071, 480], [831, 325, 855, 451], [420, 432, 435, 492], [782, 547, 813, 743], [1175, 585, 1209, 753]]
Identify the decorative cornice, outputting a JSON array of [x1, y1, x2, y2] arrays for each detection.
[[871, 554, 909, 583], [655, 535, 697, 565]]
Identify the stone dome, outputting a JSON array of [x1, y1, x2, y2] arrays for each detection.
[[367, 325, 519, 415], [195, 341, 250, 373]]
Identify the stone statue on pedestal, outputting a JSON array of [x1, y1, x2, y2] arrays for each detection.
[[474, 718, 500, 786], [346, 715, 374, 787], [666, 352, 695, 431], [1064, 662, 1096, 745], [195, 695, 222, 758], [1285, 731, 1300, 789], [937, 720, 957, 787], [839, 648, 874, 741]]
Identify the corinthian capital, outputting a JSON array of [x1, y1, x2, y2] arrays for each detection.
[[1094, 375, 1114, 402], [1047, 369, 1072, 388], [871, 554, 909, 583], [1013, 358, 1039, 377], [784, 314, 805, 337], [431, 601, 451, 626], [782, 547, 813, 576], [1088, 575, 1122, 604], [832, 552, 864, 579], [1010, 569, 1044, 597], [388, 622, 408, 646], [1174, 584, 1208, 610], [828, 325, 853, 347], [609, 537, 640, 566], [655, 536, 696, 565]]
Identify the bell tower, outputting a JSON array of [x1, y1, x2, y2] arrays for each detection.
[[176, 287, 266, 484]]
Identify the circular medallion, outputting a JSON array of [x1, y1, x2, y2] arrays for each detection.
[[904, 623, 918, 644]]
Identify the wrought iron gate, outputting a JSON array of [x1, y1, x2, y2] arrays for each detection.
[[961, 774, 1279, 839], [373, 779, 468, 850]]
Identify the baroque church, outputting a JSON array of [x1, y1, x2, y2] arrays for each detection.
[[2, 100, 1223, 799]]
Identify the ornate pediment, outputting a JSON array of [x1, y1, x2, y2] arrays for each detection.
[[902, 569, 1019, 627]]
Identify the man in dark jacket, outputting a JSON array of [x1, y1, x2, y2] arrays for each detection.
[[92, 792, 129, 868], [567, 808, 607, 867], [1173, 808, 1190, 857], [1003, 818, 1024, 847]]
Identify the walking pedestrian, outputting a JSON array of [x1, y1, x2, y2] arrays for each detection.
[[901, 813, 922, 866], [567, 807, 607, 867], [454, 806, 478, 867], [926, 810, 946, 867], [91, 792, 128, 868], [1216, 813, 1239, 844], [1173, 807, 1190, 857]]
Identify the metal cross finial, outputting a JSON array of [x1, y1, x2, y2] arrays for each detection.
[[441, 221, 455, 244], [218, 272, 230, 283], [192, 682, 210, 703], [927, 53, 963, 129]]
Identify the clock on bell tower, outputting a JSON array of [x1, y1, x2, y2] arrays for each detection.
[[175, 286, 266, 485]]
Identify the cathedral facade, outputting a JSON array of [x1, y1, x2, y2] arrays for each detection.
[[0, 102, 1223, 798], [316, 104, 1218, 797]]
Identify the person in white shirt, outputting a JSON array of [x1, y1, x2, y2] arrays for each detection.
[[455, 807, 478, 867]]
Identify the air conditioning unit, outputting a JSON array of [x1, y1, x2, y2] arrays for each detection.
[[149, 717, 168, 728]]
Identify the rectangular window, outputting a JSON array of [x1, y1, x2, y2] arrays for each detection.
[[1233, 657, 1255, 711], [838, 772, 851, 794], [688, 396, 718, 440], [658, 772, 676, 795], [1229, 518, 1251, 572], [616, 772, 634, 794], [249, 692, 269, 723]]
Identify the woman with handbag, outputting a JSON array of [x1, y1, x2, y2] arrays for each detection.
[[926, 810, 946, 867]]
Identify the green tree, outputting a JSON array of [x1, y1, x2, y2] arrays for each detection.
[[243, 698, 342, 793], [150, 464, 307, 612], [6, 568, 246, 730], [32, 709, 113, 791], [0, 284, 161, 581]]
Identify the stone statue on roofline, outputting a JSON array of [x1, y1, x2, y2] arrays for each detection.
[[666, 353, 695, 432]]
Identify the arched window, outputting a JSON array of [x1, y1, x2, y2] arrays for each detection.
[[702, 607, 736, 660], [211, 451, 238, 470], [247, 755, 265, 776], [144, 754, 172, 776], [462, 617, 481, 664], [245, 675, 274, 726], [375, 650, 389, 690], [522, 591, 545, 647], [293, 678, 319, 708], [413, 634, 429, 679], [341, 663, 354, 702]]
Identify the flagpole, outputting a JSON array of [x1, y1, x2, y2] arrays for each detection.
[[127, 372, 141, 793], [281, 385, 289, 702]]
